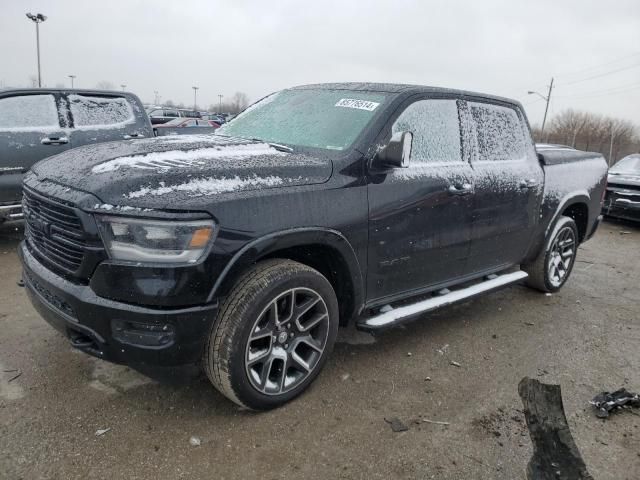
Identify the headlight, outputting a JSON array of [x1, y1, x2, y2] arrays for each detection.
[[96, 216, 215, 264]]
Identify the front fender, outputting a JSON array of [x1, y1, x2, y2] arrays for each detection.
[[206, 227, 365, 317]]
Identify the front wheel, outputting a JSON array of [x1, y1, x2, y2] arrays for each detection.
[[204, 259, 339, 410], [523, 215, 579, 293]]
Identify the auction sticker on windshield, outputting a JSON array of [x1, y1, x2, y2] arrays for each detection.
[[335, 98, 380, 111]]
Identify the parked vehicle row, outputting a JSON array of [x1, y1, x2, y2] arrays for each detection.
[[0, 89, 152, 222], [18, 83, 608, 410], [154, 117, 221, 136], [602, 153, 640, 222]]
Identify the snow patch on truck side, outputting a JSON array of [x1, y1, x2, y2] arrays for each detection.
[[125, 174, 290, 199], [92, 144, 286, 173]]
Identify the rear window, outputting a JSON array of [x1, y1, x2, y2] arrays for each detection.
[[0, 94, 59, 131], [69, 94, 135, 129], [469, 102, 527, 162]]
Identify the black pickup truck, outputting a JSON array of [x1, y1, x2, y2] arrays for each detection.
[[0, 88, 152, 222], [19, 83, 607, 409]]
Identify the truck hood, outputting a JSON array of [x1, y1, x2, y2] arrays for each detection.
[[608, 172, 640, 188], [31, 134, 333, 209]]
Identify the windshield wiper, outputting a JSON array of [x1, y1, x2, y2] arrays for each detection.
[[247, 137, 294, 153]]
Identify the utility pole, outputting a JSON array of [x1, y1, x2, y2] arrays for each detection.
[[68, 75, 76, 88], [26, 13, 47, 88], [608, 123, 615, 167], [192, 86, 199, 110], [218, 94, 223, 113], [527, 77, 554, 138]]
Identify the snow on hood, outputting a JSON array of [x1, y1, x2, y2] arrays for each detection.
[[31, 134, 332, 209], [92, 142, 284, 173]]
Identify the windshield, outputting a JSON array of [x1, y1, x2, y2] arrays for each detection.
[[610, 154, 640, 174], [216, 89, 388, 151]]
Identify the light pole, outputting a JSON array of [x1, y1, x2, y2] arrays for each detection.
[[154, 90, 160, 105], [527, 77, 554, 136], [26, 13, 47, 88], [68, 75, 76, 88], [218, 94, 223, 113], [120, 84, 126, 91], [192, 86, 199, 110]]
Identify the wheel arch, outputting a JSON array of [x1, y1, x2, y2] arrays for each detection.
[[207, 228, 365, 325], [545, 191, 590, 241]]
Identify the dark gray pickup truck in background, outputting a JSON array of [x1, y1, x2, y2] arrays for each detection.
[[0, 89, 152, 222]]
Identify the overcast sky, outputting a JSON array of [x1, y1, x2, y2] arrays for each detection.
[[2, 0, 639, 124]]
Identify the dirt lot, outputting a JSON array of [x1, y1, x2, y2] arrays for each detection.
[[0, 219, 638, 479]]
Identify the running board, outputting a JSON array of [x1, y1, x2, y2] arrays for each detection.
[[357, 271, 528, 331]]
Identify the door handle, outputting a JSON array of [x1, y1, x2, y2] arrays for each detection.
[[519, 179, 539, 189], [41, 136, 69, 145], [123, 133, 146, 140], [448, 183, 473, 196]]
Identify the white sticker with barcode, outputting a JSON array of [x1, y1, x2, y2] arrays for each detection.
[[335, 98, 380, 111]]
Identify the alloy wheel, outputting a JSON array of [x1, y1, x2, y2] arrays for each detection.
[[245, 287, 330, 395], [547, 225, 576, 288]]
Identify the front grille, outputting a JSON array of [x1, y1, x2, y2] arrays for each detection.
[[23, 188, 87, 274], [608, 182, 640, 192]]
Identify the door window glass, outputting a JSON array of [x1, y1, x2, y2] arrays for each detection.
[[0, 94, 59, 131], [392, 99, 462, 163], [469, 102, 527, 161], [69, 94, 135, 129]]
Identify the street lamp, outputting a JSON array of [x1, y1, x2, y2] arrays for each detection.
[[26, 13, 47, 88], [154, 90, 160, 105], [527, 77, 554, 135], [218, 94, 223, 113], [192, 86, 199, 110], [68, 75, 76, 88], [120, 84, 126, 91]]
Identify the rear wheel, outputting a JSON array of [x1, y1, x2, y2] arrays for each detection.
[[523, 216, 579, 293], [204, 259, 339, 410]]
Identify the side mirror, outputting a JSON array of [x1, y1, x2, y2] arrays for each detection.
[[537, 152, 547, 165], [375, 131, 412, 169]]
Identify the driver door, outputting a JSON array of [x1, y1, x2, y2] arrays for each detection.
[[366, 97, 475, 303]]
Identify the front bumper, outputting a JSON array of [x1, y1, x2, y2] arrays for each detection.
[[19, 241, 218, 366], [603, 187, 640, 222]]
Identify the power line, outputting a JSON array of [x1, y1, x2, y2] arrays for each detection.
[[554, 81, 640, 98], [557, 62, 640, 86], [554, 52, 640, 79]]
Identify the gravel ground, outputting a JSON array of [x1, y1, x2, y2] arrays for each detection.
[[0, 219, 638, 479]]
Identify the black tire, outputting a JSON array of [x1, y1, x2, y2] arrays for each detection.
[[523, 216, 579, 293], [204, 259, 339, 410]]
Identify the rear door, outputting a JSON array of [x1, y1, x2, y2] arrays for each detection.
[[0, 92, 71, 204], [367, 97, 475, 302], [66, 93, 149, 148], [463, 100, 543, 273]]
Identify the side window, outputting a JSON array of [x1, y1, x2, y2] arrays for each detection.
[[392, 99, 462, 164], [0, 94, 60, 131], [469, 102, 527, 162], [68, 94, 135, 129], [149, 109, 163, 117], [165, 110, 179, 118]]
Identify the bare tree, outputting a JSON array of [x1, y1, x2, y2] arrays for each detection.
[[95, 80, 115, 90], [543, 109, 639, 163], [164, 99, 175, 107], [28, 75, 39, 88]]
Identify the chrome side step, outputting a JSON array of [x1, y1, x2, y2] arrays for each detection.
[[357, 271, 528, 331]]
